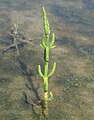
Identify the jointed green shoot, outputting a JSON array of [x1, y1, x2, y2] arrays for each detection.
[[38, 7, 56, 109]]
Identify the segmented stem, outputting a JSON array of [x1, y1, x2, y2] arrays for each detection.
[[38, 7, 56, 109]]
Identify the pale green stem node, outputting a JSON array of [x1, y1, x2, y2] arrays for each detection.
[[40, 35, 46, 48], [38, 65, 44, 78], [50, 33, 55, 47], [48, 92, 53, 101], [44, 47, 49, 62], [48, 62, 56, 77]]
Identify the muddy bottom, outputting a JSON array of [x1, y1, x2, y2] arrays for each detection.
[[0, 0, 94, 120]]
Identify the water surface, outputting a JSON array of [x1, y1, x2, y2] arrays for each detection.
[[0, 0, 94, 120]]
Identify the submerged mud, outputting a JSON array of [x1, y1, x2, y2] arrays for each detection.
[[0, 0, 94, 120]]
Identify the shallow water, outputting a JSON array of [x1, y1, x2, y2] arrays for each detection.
[[0, 0, 94, 120]]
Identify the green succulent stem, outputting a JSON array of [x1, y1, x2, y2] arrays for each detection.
[[44, 62, 49, 77], [38, 7, 56, 109]]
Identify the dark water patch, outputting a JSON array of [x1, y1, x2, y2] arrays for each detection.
[[56, 37, 84, 56], [0, 0, 41, 11], [77, 30, 94, 38], [82, 0, 94, 10], [56, 37, 76, 47], [56, 37, 94, 56], [50, 5, 94, 28]]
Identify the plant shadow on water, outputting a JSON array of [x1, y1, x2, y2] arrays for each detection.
[[18, 58, 41, 113], [18, 58, 51, 119]]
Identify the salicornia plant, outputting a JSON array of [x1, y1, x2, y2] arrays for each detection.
[[38, 7, 56, 110]]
